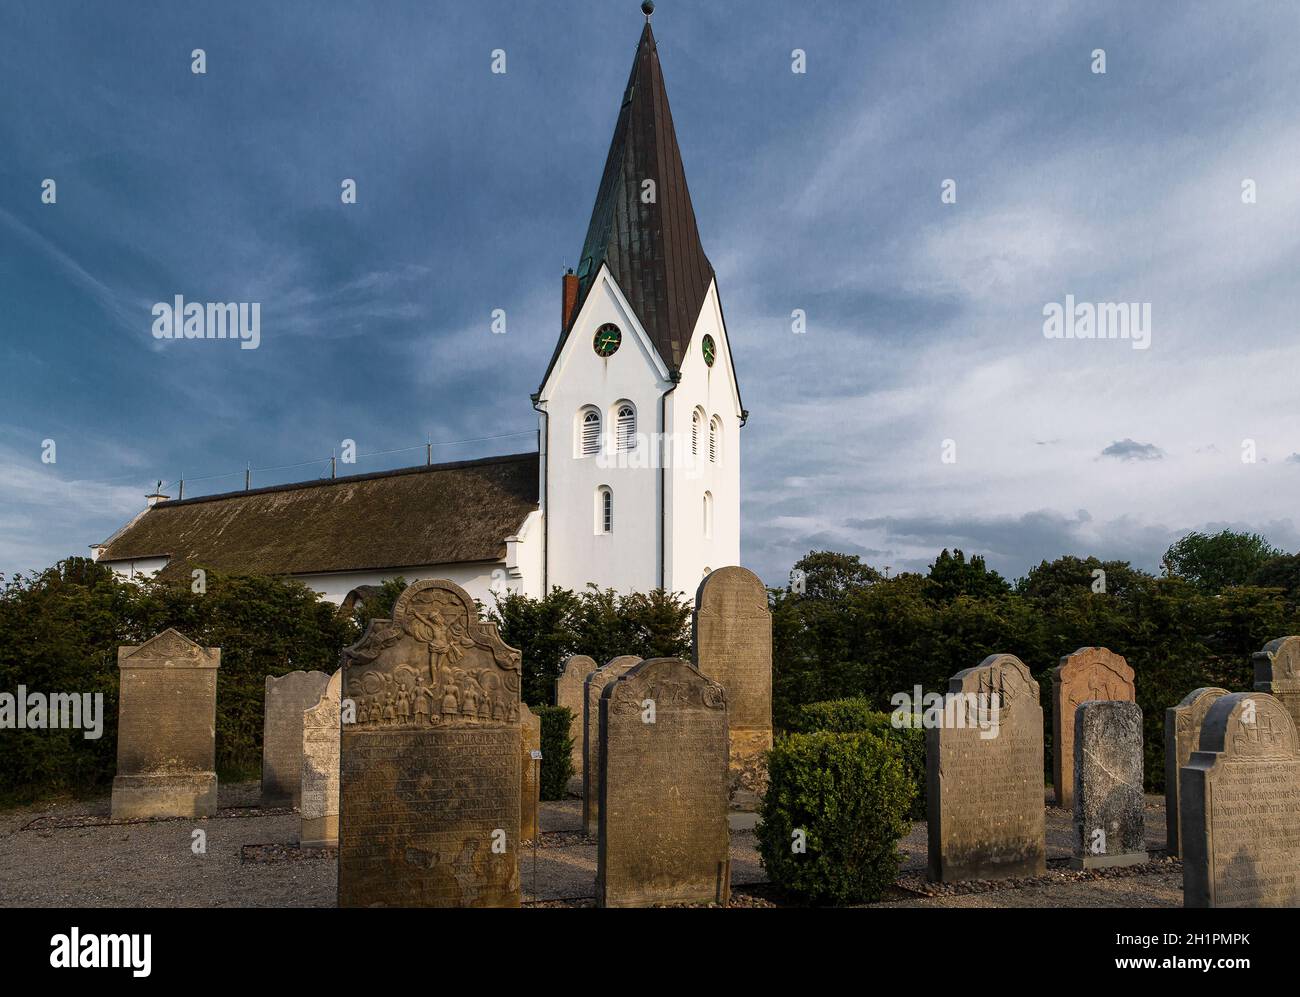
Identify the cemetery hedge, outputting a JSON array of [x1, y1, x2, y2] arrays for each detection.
[[771, 545, 1300, 792], [0, 559, 357, 804], [757, 731, 914, 904], [534, 705, 574, 800], [791, 698, 926, 818]]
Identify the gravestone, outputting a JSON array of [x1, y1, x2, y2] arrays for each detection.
[[693, 566, 773, 801], [111, 629, 220, 821], [1071, 700, 1146, 869], [583, 655, 641, 835], [520, 703, 541, 843], [1164, 687, 1229, 858], [338, 579, 522, 907], [927, 653, 1047, 882], [262, 670, 331, 807], [1051, 647, 1135, 810], [1181, 692, 1300, 907], [1253, 636, 1300, 735], [556, 654, 595, 792], [596, 658, 730, 907], [300, 669, 342, 848]]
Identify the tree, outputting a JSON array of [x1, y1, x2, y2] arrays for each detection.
[[789, 550, 881, 600], [1162, 530, 1282, 593], [925, 549, 1010, 602]]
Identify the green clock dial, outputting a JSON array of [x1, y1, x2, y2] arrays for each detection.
[[594, 324, 622, 358], [701, 334, 717, 367]]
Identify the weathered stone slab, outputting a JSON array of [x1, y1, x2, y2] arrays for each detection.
[[1253, 636, 1300, 737], [1071, 700, 1146, 869], [262, 669, 331, 808], [1051, 647, 1135, 810], [582, 655, 641, 835], [111, 629, 220, 821], [596, 657, 730, 907], [927, 653, 1046, 882], [300, 670, 341, 848], [520, 702, 541, 843], [556, 654, 595, 792], [1181, 692, 1300, 907], [1164, 687, 1229, 858], [693, 566, 773, 802], [338, 579, 522, 907]]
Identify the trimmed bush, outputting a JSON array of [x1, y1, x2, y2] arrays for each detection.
[[792, 698, 926, 819], [534, 704, 574, 801], [758, 731, 914, 905]]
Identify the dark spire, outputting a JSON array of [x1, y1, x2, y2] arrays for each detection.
[[565, 17, 714, 374]]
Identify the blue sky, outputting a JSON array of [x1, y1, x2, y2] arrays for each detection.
[[3, 0, 1300, 588]]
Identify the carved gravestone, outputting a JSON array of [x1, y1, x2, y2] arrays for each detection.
[[1164, 687, 1229, 858], [520, 703, 541, 843], [556, 655, 595, 787], [300, 669, 342, 848], [1072, 700, 1146, 869], [583, 655, 641, 835], [111, 629, 220, 821], [1253, 636, 1300, 736], [1181, 692, 1300, 907], [1051, 647, 1135, 810], [693, 567, 773, 801], [337, 579, 523, 907], [263, 670, 331, 807], [927, 653, 1046, 882], [596, 658, 730, 907]]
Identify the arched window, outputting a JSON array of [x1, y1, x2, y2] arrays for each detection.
[[703, 491, 713, 539], [595, 486, 613, 534], [691, 409, 703, 457], [709, 416, 721, 463], [580, 407, 601, 456], [616, 403, 636, 452]]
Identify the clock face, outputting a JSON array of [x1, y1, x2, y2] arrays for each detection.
[[701, 334, 717, 367], [594, 323, 622, 358]]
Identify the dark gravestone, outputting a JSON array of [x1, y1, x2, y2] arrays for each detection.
[[927, 653, 1047, 882], [262, 669, 331, 807], [1164, 687, 1229, 857], [520, 702, 541, 843], [596, 658, 730, 907], [338, 579, 522, 907], [1253, 636, 1300, 737], [111, 629, 220, 821], [1181, 692, 1300, 907], [582, 655, 641, 835], [1071, 700, 1146, 869]]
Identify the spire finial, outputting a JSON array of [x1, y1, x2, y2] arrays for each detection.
[[641, 1, 654, 20]]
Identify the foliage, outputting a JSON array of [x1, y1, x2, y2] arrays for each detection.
[[489, 586, 691, 707], [0, 559, 357, 803], [533, 705, 574, 801], [1163, 529, 1282, 593], [757, 731, 914, 904], [790, 698, 926, 818]]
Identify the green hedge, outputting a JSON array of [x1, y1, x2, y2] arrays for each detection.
[[757, 731, 914, 904], [791, 698, 926, 819], [534, 705, 574, 801]]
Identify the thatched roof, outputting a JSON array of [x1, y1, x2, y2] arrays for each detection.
[[98, 452, 539, 581]]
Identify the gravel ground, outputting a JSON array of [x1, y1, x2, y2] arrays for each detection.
[[0, 784, 1180, 908]]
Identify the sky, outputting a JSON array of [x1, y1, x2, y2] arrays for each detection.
[[3, 0, 1300, 588]]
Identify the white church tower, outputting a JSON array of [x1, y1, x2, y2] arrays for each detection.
[[533, 5, 745, 597]]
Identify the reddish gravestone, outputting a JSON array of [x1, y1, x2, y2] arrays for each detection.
[[1050, 647, 1135, 810], [338, 579, 522, 907]]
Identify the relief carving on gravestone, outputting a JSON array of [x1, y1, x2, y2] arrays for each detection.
[[1254, 635, 1300, 735], [1050, 647, 1135, 810], [1180, 692, 1300, 907], [1164, 686, 1229, 858], [337, 579, 522, 908]]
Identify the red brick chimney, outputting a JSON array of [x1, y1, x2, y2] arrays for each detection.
[[562, 269, 579, 330]]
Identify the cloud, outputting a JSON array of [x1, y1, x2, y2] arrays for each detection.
[[1100, 439, 1165, 462]]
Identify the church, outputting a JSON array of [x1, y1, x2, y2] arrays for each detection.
[[93, 6, 744, 607]]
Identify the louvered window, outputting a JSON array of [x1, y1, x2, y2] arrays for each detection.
[[617, 405, 635, 452], [581, 409, 600, 456]]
